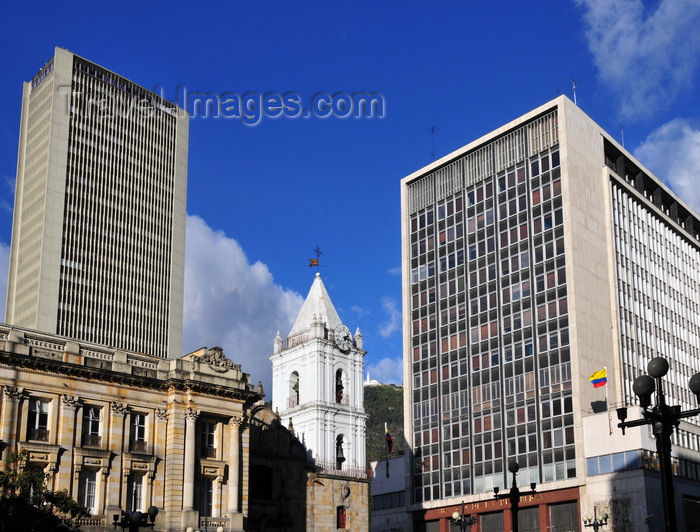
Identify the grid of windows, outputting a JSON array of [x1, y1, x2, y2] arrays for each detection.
[[611, 181, 700, 427], [407, 111, 572, 503], [57, 57, 178, 356], [7, 49, 186, 358]]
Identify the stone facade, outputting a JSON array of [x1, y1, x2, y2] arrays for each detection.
[[0, 324, 261, 532]]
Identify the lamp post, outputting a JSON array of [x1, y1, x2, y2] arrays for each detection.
[[582, 507, 608, 531], [450, 501, 477, 531], [616, 357, 700, 532], [112, 506, 159, 532], [493, 461, 536, 532]]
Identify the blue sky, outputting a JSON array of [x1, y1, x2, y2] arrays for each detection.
[[1, 1, 699, 393]]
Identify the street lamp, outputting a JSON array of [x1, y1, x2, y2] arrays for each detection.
[[582, 507, 608, 531], [113, 506, 159, 532], [493, 460, 536, 532], [450, 501, 477, 531], [616, 357, 700, 532]]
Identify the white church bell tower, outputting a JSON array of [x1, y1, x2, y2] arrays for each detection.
[[270, 273, 367, 472]]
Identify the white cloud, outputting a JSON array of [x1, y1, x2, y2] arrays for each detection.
[[366, 356, 404, 385], [183, 215, 303, 394], [351, 305, 370, 318], [387, 266, 401, 276], [576, 0, 700, 118], [377, 296, 401, 338], [0, 241, 8, 320], [634, 119, 700, 212]]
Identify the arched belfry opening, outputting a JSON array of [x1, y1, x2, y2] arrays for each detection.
[[289, 371, 300, 408]]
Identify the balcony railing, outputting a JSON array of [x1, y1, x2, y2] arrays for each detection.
[[200, 516, 230, 529], [28, 428, 49, 442], [335, 394, 350, 405], [313, 460, 368, 479], [287, 395, 299, 408], [82, 434, 102, 448], [130, 440, 148, 453], [201, 447, 217, 458], [77, 516, 106, 528]]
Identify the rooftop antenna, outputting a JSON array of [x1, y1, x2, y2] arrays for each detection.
[[308, 245, 323, 272], [426, 125, 440, 161], [571, 78, 578, 105], [620, 124, 625, 148]]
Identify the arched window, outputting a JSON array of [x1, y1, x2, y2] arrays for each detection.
[[289, 371, 300, 408], [335, 369, 345, 404], [336, 434, 346, 470]]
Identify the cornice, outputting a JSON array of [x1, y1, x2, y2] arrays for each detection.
[[0, 351, 262, 403]]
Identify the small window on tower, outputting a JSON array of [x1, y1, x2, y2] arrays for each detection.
[[337, 506, 347, 529]]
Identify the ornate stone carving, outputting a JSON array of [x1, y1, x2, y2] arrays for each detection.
[[185, 407, 199, 422], [155, 407, 169, 421], [111, 402, 129, 416], [61, 394, 80, 408], [199, 346, 241, 374], [228, 416, 244, 430], [3, 386, 23, 402]]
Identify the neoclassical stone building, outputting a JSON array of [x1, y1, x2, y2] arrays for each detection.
[[0, 324, 262, 531]]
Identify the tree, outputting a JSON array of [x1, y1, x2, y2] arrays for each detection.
[[0, 450, 88, 532]]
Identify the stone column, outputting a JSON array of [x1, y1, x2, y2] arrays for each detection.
[[214, 475, 223, 518], [106, 402, 128, 515], [227, 416, 243, 515], [72, 466, 85, 503], [1, 386, 23, 467], [120, 468, 130, 510], [153, 407, 168, 510], [57, 395, 80, 489], [145, 471, 155, 510], [99, 467, 109, 518], [183, 408, 199, 510]]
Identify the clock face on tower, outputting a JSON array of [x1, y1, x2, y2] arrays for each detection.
[[334, 324, 353, 351]]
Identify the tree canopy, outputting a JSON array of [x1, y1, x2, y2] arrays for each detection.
[[0, 450, 88, 532]]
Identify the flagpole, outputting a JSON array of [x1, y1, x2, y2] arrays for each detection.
[[605, 365, 611, 434], [385, 422, 389, 477]]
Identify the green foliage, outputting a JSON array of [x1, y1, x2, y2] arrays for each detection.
[[364, 384, 405, 463], [0, 450, 89, 532]]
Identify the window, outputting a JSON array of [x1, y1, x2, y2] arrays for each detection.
[[337, 506, 347, 529], [131, 413, 147, 452], [83, 406, 101, 447], [196, 477, 213, 517], [336, 435, 346, 470], [78, 469, 97, 515], [288, 371, 300, 408], [336, 369, 345, 404], [200, 421, 217, 458], [127, 473, 143, 512], [27, 398, 50, 441]]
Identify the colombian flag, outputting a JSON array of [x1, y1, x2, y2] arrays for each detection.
[[385, 424, 393, 453], [589, 368, 608, 388]]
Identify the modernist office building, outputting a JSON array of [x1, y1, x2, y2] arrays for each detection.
[[400, 96, 700, 531], [5, 47, 188, 358]]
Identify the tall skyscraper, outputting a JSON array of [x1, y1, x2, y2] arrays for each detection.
[[5, 47, 188, 357], [401, 96, 700, 530]]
